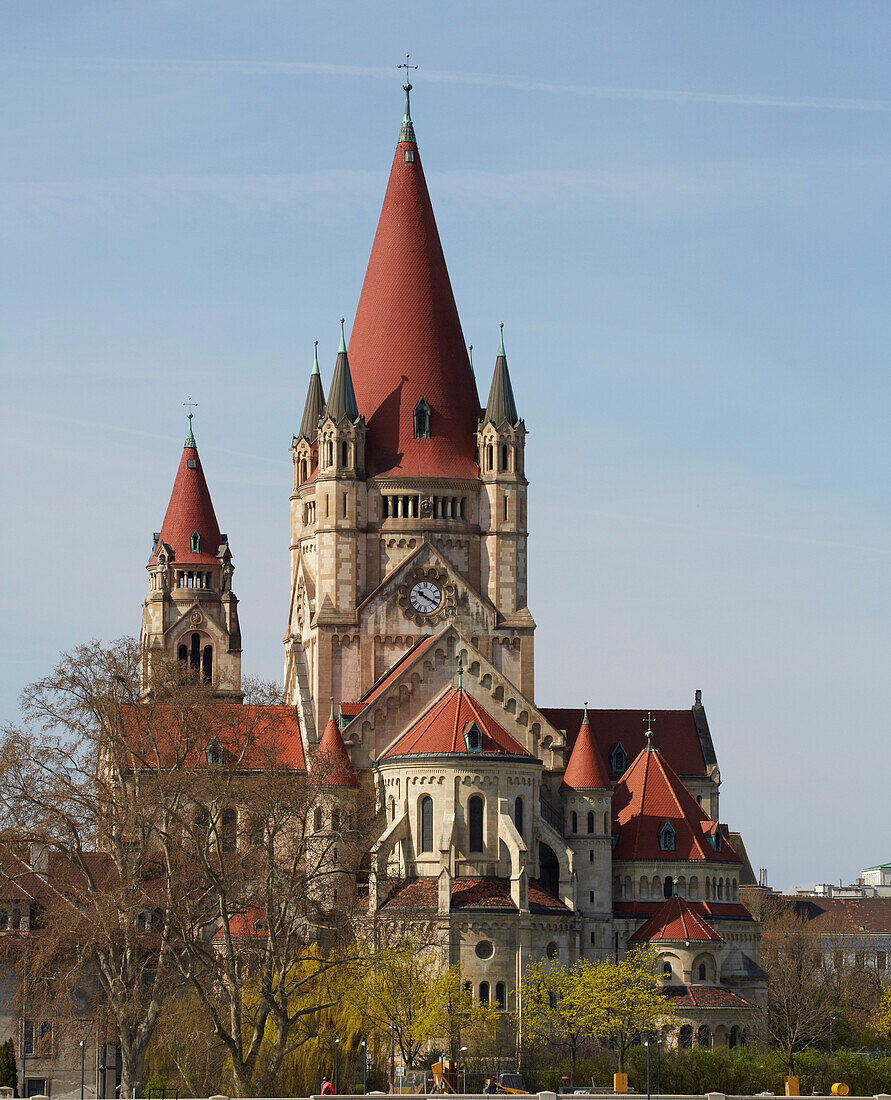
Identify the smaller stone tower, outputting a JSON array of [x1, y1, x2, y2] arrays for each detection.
[[477, 329, 533, 696], [561, 707, 613, 958], [141, 416, 242, 699], [308, 701, 360, 911]]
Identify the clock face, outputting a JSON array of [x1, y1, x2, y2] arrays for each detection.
[[409, 580, 442, 615]]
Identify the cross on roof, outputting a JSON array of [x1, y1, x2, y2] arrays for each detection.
[[398, 53, 418, 89], [183, 397, 198, 423], [644, 711, 655, 749]]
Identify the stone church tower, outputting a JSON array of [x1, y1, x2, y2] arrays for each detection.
[[140, 418, 242, 699], [284, 79, 533, 742]]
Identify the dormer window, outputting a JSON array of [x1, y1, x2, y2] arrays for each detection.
[[659, 822, 676, 852], [608, 743, 627, 777], [708, 826, 722, 852], [404, 149, 415, 163], [204, 739, 222, 766], [190, 530, 201, 553], [463, 721, 483, 753], [187, 458, 197, 469], [414, 398, 431, 439]]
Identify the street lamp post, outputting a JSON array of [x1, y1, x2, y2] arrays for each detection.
[[334, 1038, 340, 1094], [644, 1041, 650, 1100], [362, 1039, 367, 1096], [80, 1039, 85, 1100], [389, 1026, 395, 1094], [829, 1014, 835, 1056], [459, 1047, 468, 1094]]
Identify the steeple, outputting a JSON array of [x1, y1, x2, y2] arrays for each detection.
[[150, 421, 223, 567], [483, 324, 519, 426], [398, 53, 418, 144], [142, 415, 242, 700], [325, 321, 360, 423], [299, 341, 326, 441], [310, 700, 358, 787], [562, 704, 611, 791], [347, 85, 481, 478]]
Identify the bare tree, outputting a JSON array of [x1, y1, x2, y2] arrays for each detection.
[[760, 897, 835, 1073]]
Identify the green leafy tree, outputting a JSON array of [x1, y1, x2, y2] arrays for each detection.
[[521, 958, 591, 1085], [575, 946, 673, 1073], [424, 965, 501, 1061]]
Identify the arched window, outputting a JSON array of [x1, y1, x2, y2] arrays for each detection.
[[420, 796, 433, 853], [190, 530, 200, 553], [698, 963, 707, 981], [388, 796, 395, 821], [326, 441, 333, 467], [514, 796, 524, 837], [221, 808, 237, 853], [340, 440, 349, 467], [479, 981, 490, 1004], [718, 878, 725, 900], [178, 643, 188, 663], [468, 796, 484, 853], [587, 811, 595, 834], [486, 443, 494, 471], [413, 398, 431, 439], [697, 1025, 711, 1049], [501, 443, 509, 471], [662, 962, 673, 981], [331, 809, 340, 832], [571, 811, 578, 834], [679, 1025, 693, 1049], [190, 632, 201, 670], [603, 812, 608, 833], [202, 644, 213, 683], [663, 875, 673, 899], [313, 807, 322, 832], [729, 1026, 740, 1049], [495, 982, 506, 1009]]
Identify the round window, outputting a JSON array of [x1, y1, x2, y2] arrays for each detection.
[[475, 940, 494, 960], [546, 941, 559, 959]]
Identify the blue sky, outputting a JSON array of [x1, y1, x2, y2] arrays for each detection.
[[1, 1, 889, 890]]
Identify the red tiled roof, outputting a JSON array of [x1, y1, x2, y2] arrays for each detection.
[[380, 876, 568, 914], [768, 895, 891, 935], [562, 710, 610, 790], [664, 985, 753, 1009], [541, 708, 710, 778], [381, 687, 534, 759], [612, 746, 740, 864], [311, 714, 358, 787], [150, 435, 223, 565], [121, 703, 305, 772], [614, 901, 755, 923], [628, 894, 723, 944], [212, 906, 268, 939], [347, 130, 481, 480]]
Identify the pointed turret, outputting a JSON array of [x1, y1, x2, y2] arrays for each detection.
[[299, 341, 326, 442], [150, 420, 223, 566], [142, 415, 242, 700], [347, 89, 481, 478], [483, 325, 519, 426], [325, 322, 360, 423], [311, 702, 358, 787], [562, 706, 611, 791]]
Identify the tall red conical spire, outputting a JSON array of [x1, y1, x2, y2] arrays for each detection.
[[150, 419, 223, 565], [311, 702, 358, 787], [562, 706, 611, 791], [347, 88, 481, 479]]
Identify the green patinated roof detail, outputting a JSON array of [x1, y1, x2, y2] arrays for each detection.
[[326, 323, 360, 423], [299, 342, 326, 441], [483, 327, 519, 426]]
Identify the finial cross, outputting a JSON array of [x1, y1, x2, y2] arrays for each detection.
[[398, 53, 418, 89], [644, 711, 655, 747], [183, 397, 198, 423]]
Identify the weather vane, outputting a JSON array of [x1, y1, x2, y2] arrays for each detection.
[[183, 397, 198, 424], [398, 53, 418, 90]]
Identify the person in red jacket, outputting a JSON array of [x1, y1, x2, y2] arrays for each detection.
[[321, 1077, 335, 1095]]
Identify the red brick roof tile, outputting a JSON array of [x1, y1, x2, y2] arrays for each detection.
[[150, 435, 223, 566], [561, 710, 610, 790], [628, 894, 723, 944], [311, 714, 358, 787], [664, 985, 753, 1009], [347, 131, 481, 480], [612, 745, 740, 864], [381, 687, 534, 759]]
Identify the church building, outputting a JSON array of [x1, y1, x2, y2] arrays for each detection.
[[140, 81, 766, 1049]]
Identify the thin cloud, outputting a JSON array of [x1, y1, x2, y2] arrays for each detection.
[[22, 56, 891, 114]]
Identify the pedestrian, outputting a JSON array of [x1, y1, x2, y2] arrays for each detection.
[[322, 1076, 335, 1095]]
